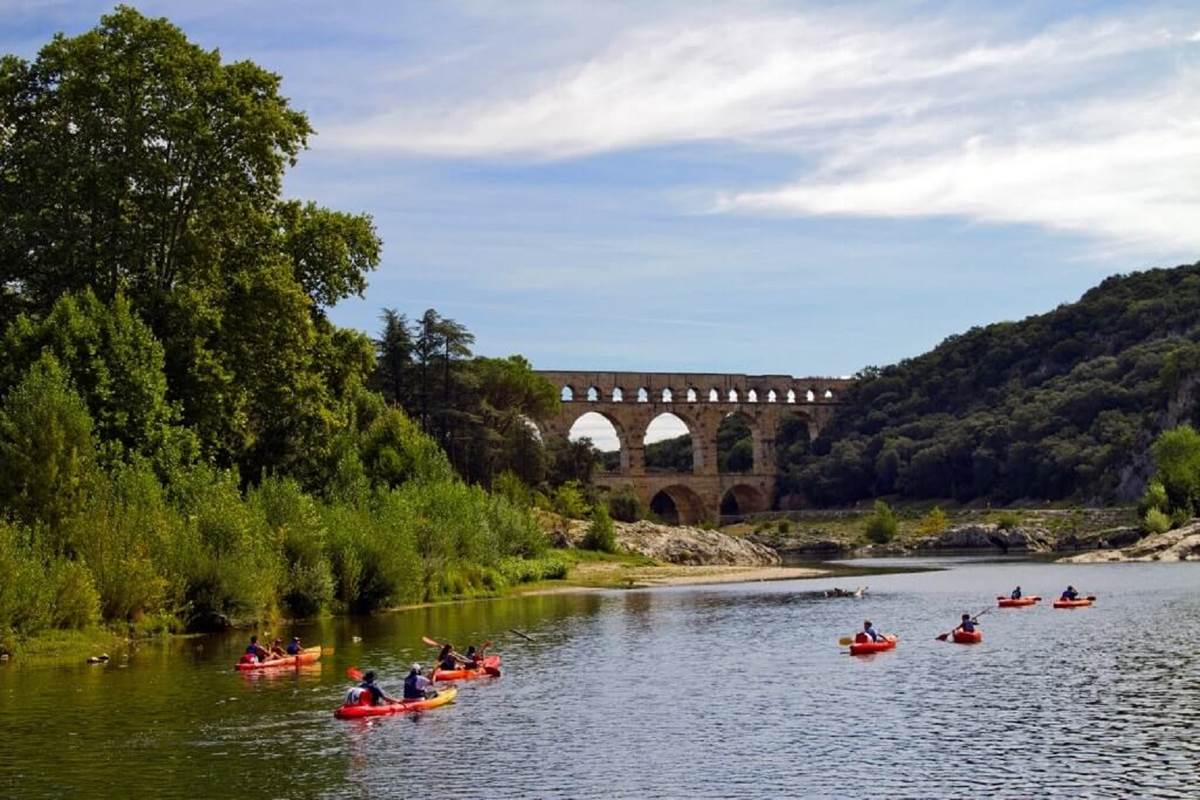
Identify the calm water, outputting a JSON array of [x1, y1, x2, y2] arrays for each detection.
[[2, 558, 1198, 799]]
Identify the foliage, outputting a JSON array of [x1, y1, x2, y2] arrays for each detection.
[[1142, 508, 1171, 535], [551, 481, 590, 519], [863, 500, 898, 544], [785, 264, 1200, 506], [608, 486, 644, 523], [1149, 425, 1200, 515], [1138, 479, 1169, 517], [995, 511, 1020, 531], [582, 504, 617, 553], [916, 506, 949, 536]]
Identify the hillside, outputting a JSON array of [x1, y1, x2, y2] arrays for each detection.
[[784, 262, 1200, 506]]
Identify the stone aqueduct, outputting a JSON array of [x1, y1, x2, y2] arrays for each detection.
[[533, 371, 854, 524]]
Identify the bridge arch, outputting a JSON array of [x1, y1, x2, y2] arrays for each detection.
[[720, 484, 769, 517], [568, 410, 630, 472], [649, 484, 707, 525]]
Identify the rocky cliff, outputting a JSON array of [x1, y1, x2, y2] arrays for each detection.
[[1061, 521, 1200, 562]]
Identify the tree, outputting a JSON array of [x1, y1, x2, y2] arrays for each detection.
[[863, 500, 898, 544], [374, 309, 414, 409], [0, 355, 97, 530], [1150, 425, 1200, 514]]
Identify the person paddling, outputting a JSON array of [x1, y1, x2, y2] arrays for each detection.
[[860, 620, 884, 642], [404, 664, 437, 700], [958, 613, 977, 634], [1010, 586, 1022, 600], [285, 636, 302, 656], [268, 638, 287, 659], [437, 643, 461, 672], [1061, 585, 1080, 601], [462, 645, 482, 670], [245, 635, 270, 663], [346, 670, 401, 707]]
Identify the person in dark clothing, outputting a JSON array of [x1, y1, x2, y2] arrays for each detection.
[[1010, 586, 1022, 600], [1061, 585, 1080, 601], [286, 636, 302, 656], [959, 613, 977, 634], [245, 635, 270, 662], [403, 664, 436, 700]]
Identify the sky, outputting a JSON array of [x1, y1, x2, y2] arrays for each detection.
[[4, 1, 1200, 448]]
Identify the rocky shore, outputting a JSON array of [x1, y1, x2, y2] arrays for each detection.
[[1060, 520, 1200, 563], [558, 518, 781, 566]]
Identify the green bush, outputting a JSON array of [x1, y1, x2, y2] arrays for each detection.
[[1138, 479, 1169, 517], [1143, 508, 1171, 535], [917, 506, 949, 536], [552, 481, 589, 519], [776, 520, 792, 534], [582, 504, 617, 553], [607, 487, 643, 523], [995, 511, 1020, 530], [49, 560, 101, 629], [864, 500, 898, 544]]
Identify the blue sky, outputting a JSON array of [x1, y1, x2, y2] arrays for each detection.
[[4, 0, 1200, 385]]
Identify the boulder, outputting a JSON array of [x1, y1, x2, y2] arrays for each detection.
[[1062, 520, 1200, 563], [564, 518, 780, 566], [913, 524, 1054, 553]]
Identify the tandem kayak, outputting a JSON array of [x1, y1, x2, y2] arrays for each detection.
[[334, 687, 458, 719], [849, 635, 897, 656], [997, 596, 1040, 608], [952, 629, 982, 644], [1053, 598, 1094, 608], [433, 655, 501, 682], [235, 646, 321, 671]]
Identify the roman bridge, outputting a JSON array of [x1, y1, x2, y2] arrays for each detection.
[[533, 371, 853, 524]]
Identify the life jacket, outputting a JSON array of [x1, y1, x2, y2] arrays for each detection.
[[403, 673, 424, 699], [961, 620, 975, 632], [440, 656, 457, 671], [344, 687, 369, 706], [239, 653, 256, 665], [855, 632, 868, 644], [286, 643, 300, 655]]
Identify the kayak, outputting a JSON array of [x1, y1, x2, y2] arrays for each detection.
[[952, 629, 982, 644], [1053, 598, 1094, 608], [849, 635, 897, 656], [997, 596, 1040, 607], [235, 645, 321, 671], [432, 655, 501, 682], [334, 687, 458, 719]]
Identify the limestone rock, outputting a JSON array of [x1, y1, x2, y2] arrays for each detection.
[[564, 518, 780, 566], [1062, 520, 1200, 563], [912, 523, 1054, 553]]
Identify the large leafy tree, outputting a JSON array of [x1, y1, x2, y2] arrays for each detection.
[[0, 7, 381, 487]]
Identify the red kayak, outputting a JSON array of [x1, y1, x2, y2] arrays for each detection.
[[432, 655, 500, 682], [1053, 597, 1094, 608], [997, 596, 1040, 607], [849, 635, 897, 656], [235, 645, 321, 671], [334, 687, 457, 719], [952, 629, 982, 644]]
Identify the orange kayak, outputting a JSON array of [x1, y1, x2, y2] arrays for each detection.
[[334, 687, 457, 719], [997, 596, 1040, 607], [1053, 598, 1094, 608], [433, 655, 501, 682], [952, 629, 982, 644], [235, 645, 321, 671], [849, 635, 897, 656]]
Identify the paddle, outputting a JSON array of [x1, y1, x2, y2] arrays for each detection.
[[346, 666, 363, 681], [936, 607, 991, 642], [510, 628, 535, 642]]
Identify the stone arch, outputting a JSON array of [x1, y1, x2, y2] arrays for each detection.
[[805, 388, 816, 403], [568, 410, 629, 472], [766, 389, 777, 403], [823, 388, 834, 400], [586, 386, 600, 402], [708, 388, 719, 402], [643, 412, 695, 474], [747, 389, 758, 403], [637, 387, 649, 403], [686, 387, 698, 403], [720, 484, 769, 517], [612, 387, 624, 402], [561, 385, 574, 402], [786, 389, 796, 404], [662, 388, 673, 402], [727, 388, 739, 402], [649, 484, 707, 525], [717, 410, 759, 473]]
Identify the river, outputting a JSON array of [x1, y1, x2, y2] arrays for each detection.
[[2, 558, 1198, 798]]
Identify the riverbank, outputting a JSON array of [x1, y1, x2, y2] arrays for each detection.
[[1060, 519, 1200, 562]]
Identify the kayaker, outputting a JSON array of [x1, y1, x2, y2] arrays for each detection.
[[268, 638, 287, 659], [1010, 586, 1022, 600], [437, 643, 460, 671], [285, 636, 302, 656], [347, 670, 401, 707], [1061, 585, 1079, 601], [463, 645, 481, 670], [862, 620, 884, 642], [403, 664, 437, 700], [245, 635, 270, 663], [958, 613, 977, 633]]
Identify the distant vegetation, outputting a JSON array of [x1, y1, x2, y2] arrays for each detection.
[[784, 264, 1200, 507]]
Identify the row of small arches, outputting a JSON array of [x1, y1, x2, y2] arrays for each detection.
[[561, 386, 834, 404]]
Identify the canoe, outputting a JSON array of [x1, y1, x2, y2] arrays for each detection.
[[952, 629, 982, 644], [849, 635, 897, 656], [334, 687, 458, 719], [432, 655, 501, 682], [997, 596, 1040, 607], [1053, 598, 1094, 608], [235, 645, 321, 671]]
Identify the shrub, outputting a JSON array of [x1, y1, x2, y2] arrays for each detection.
[[492, 470, 533, 508], [552, 481, 589, 519], [1138, 480, 1169, 517], [917, 506, 949, 536], [1143, 508, 1171, 535], [607, 487, 643, 523], [582, 504, 617, 553], [995, 511, 1020, 530], [776, 520, 792, 534], [864, 500, 898, 544], [49, 560, 101, 629]]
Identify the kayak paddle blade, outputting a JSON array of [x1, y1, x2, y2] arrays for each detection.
[[346, 666, 363, 681]]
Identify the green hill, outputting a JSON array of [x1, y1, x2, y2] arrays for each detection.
[[784, 262, 1200, 507]]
